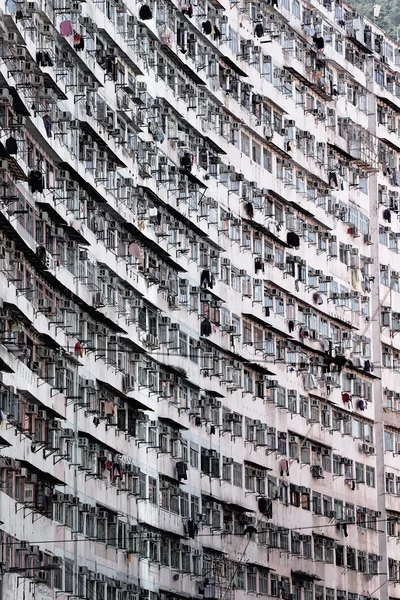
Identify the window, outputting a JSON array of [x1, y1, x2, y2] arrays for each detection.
[[190, 444, 199, 468], [259, 569, 268, 595], [323, 495, 332, 517], [149, 477, 158, 504], [247, 567, 257, 592], [312, 492, 322, 515], [263, 149, 272, 172], [355, 462, 364, 483], [385, 430, 394, 451], [233, 462, 243, 487], [292, 0, 300, 18], [386, 473, 395, 494], [366, 466, 375, 487], [241, 133, 250, 156], [252, 143, 261, 164], [191, 495, 199, 519]]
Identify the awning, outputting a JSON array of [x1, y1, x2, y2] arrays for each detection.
[[246, 361, 275, 376], [378, 95, 400, 113], [244, 459, 272, 471], [158, 416, 188, 430], [380, 137, 400, 153], [0, 357, 14, 373], [327, 141, 355, 162], [4, 301, 33, 326], [226, 501, 254, 512], [124, 221, 187, 272], [96, 378, 152, 412], [291, 570, 323, 582], [9, 87, 31, 116], [77, 431, 123, 456], [35, 201, 91, 245], [0, 434, 11, 447], [243, 217, 289, 247], [64, 222, 91, 246], [201, 337, 248, 362], [204, 135, 227, 155], [221, 56, 248, 78], [17, 388, 65, 418], [242, 311, 294, 339], [179, 168, 207, 188], [201, 388, 225, 398], [0, 143, 28, 181], [162, 44, 207, 86], [42, 73, 68, 100], [19, 459, 66, 486], [79, 121, 126, 168]]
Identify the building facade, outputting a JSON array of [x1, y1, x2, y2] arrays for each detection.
[[0, 0, 400, 599]]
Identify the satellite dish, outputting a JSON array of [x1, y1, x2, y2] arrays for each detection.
[[374, 4, 381, 18]]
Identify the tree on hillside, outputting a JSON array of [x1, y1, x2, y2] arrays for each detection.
[[350, 0, 400, 40]]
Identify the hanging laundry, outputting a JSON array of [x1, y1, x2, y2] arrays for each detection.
[[254, 257, 264, 273], [181, 0, 193, 17], [200, 318, 212, 337], [244, 202, 254, 219], [176, 461, 188, 480], [15, 10, 24, 20], [264, 124, 273, 140], [74, 32, 84, 51], [180, 152, 193, 171], [313, 292, 323, 305], [187, 518, 198, 538], [177, 27, 186, 53], [288, 320, 295, 333], [287, 231, 300, 248], [28, 170, 45, 193], [105, 56, 116, 78], [350, 268, 363, 291], [358, 399, 365, 411], [5, 136, 17, 155], [303, 373, 317, 390], [258, 497, 273, 517], [342, 392, 351, 405], [383, 208, 391, 222], [200, 269, 214, 288], [60, 20, 73, 36], [42, 114, 52, 138], [104, 400, 115, 416], [214, 26, 221, 40], [202, 21, 213, 35], [279, 458, 289, 476], [255, 23, 264, 38], [74, 341, 84, 358], [313, 34, 325, 49], [328, 171, 339, 188], [139, 5, 153, 19], [364, 360, 372, 373]]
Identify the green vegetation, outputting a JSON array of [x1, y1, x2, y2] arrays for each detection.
[[351, 0, 400, 40]]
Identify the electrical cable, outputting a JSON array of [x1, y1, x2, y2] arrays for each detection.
[[0, 515, 392, 547]]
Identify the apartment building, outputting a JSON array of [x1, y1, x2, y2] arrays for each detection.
[[0, 0, 400, 599]]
